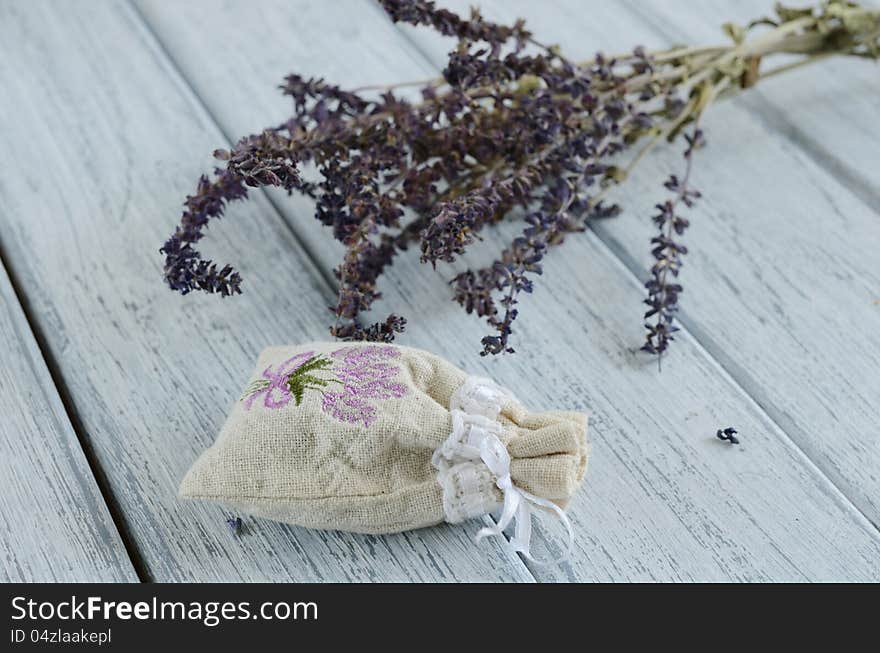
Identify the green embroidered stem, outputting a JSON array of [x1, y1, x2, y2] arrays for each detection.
[[284, 355, 337, 405]]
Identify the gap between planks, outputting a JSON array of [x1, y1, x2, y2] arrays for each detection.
[[0, 246, 140, 582]]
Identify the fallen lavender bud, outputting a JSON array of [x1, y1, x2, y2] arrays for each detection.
[[226, 516, 243, 535], [716, 427, 740, 445]]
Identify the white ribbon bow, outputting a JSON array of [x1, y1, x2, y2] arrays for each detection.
[[474, 432, 575, 565], [436, 376, 576, 565]]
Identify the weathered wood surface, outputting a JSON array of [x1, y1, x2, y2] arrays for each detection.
[[0, 260, 136, 582], [134, 0, 880, 580], [0, 0, 535, 582]]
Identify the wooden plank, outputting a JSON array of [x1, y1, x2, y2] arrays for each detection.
[[0, 0, 534, 582], [0, 261, 137, 582], [135, 0, 880, 580], [623, 0, 880, 208]]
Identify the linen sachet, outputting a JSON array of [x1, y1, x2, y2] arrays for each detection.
[[180, 342, 588, 560]]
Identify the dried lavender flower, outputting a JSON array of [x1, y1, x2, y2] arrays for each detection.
[[332, 314, 407, 343], [160, 1, 880, 360], [641, 126, 705, 364]]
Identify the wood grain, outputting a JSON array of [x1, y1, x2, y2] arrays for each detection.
[[0, 260, 137, 582], [135, 0, 880, 580], [0, 0, 534, 582]]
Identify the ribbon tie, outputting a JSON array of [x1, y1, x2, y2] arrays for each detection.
[[435, 375, 576, 565], [474, 431, 574, 565]]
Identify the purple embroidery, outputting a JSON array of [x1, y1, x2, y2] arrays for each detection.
[[321, 346, 408, 427], [240, 345, 408, 427], [241, 351, 316, 410]]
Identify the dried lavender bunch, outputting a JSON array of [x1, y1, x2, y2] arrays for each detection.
[[160, 0, 880, 358]]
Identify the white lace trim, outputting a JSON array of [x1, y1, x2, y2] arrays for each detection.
[[433, 376, 574, 564], [448, 375, 513, 420], [438, 461, 499, 524]]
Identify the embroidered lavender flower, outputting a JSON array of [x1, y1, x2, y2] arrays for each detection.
[[322, 346, 408, 427], [161, 0, 880, 361]]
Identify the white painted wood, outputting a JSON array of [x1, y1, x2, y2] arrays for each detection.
[[0, 261, 137, 582], [0, 0, 534, 582], [135, 0, 880, 580]]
